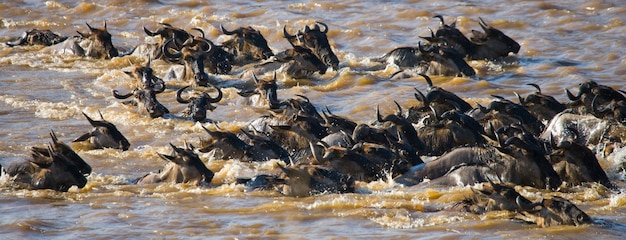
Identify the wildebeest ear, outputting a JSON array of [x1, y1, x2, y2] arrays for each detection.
[[30, 150, 53, 167], [158, 153, 184, 165], [73, 132, 93, 142]]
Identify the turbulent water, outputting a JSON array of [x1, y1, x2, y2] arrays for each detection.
[[1, 0, 626, 239]]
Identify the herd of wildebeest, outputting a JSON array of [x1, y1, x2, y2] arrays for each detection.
[[2, 15, 624, 227]]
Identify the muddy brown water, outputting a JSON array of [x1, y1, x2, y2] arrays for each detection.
[[1, 1, 626, 239]]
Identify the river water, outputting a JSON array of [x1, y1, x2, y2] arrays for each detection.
[[1, 0, 626, 239]]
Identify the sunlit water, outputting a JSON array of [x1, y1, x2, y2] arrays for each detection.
[[1, 0, 626, 239]]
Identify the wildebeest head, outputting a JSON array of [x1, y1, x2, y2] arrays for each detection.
[[469, 17, 521, 59], [237, 73, 283, 109], [221, 25, 274, 64], [144, 23, 191, 49], [421, 43, 476, 77], [6, 130, 91, 191], [454, 181, 591, 227], [376, 101, 426, 153], [283, 22, 339, 70], [427, 15, 474, 58], [497, 127, 562, 190], [162, 37, 213, 87], [112, 88, 169, 118], [5, 29, 68, 47], [138, 143, 214, 185], [76, 21, 119, 59], [547, 133, 613, 188], [191, 28, 234, 75], [516, 195, 592, 227], [46, 130, 92, 175], [477, 95, 545, 137], [73, 111, 130, 151], [275, 46, 328, 78], [420, 74, 473, 113], [28, 143, 89, 191], [515, 83, 566, 123], [176, 85, 223, 122], [276, 164, 355, 197], [125, 58, 166, 92]]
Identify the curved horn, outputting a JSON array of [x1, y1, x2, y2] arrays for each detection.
[[429, 105, 441, 120], [221, 24, 240, 35], [316, 21, 328, 33], [309, 142, 324, 163], [276, 162, 290, 175], [414, 88, 428, 105], [176, 86, 192, 104], [565, 88, 580, 101], [198, 38, 214, 54], [527, 83, 541, 94], [82, 112, 106, 128], [191, 28, 205, 39], [591, 95, 610, 117], [418, 42, 429, 54], [112, 89, 134, 99], [376, 105, 384, 122], [476, 103, 489, 113], [50, 129, 59, 143], [283, 25, 298, 39], [295, 94, 310, 103], [394, 100, 403, 115], [478, 17, 490, 32], [419, 73, 433, 87], [162, 38, 183, 59], [86, 22, 96, 31], [207, 85, 223, 103], [433, 15, 445, 25], [143, 26, 159, 36], [516, 196, 541, 211], [169, 142, 184, 154], [514, 92, 524, 104]]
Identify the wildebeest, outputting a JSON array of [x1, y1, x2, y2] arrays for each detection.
[[540, 111, 626, 147], [139, 23, 193, 61], [220, 25, 274, 65], [162, 37, 213, 87], [3, 130, 91, 192], [199, 125, 290, 163], [73, 111, 130, 151], [452, 181, 591, 227], [5, 29, 67, 47], [310, 141, 409, 182], [276, 164, 355, 197], [44, 21, 120, 59], [244, 45, 328, 79], [375, 43, 476, 78], [112, 86, 170, 118], [416, 106, 486, 156], [237, 73, 283, 109], [427, 15, 520, 60], [546, 135, 613, 189], [470, 95, 545, 138], [515, 83, 566, 123], [564, 80, 626, 117], [190, 28, 234, 75], [124, 58, 166, 91], [176, 85, 223, 122], [283, 21, 339, 70], [136, 143, 214, 185], [395, 127, 562, 190]]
